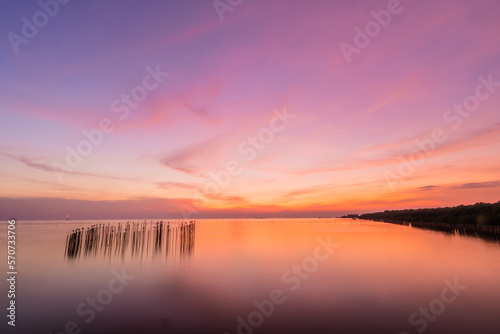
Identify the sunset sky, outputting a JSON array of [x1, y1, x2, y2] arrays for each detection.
[[1, 0, 499, 219]]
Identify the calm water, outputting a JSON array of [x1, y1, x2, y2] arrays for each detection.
[[1, 218, 500, 334]]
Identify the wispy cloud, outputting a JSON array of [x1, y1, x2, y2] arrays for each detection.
[[270, 123, 500, 176], [1, 151, 145, 183], [455, 181, 500, 189], [282, 183, 336, 199], [419, 185, 439, 191], [157, 182, 197, 190], [202, 193, 250, 206], [159, 135, 229, 174]]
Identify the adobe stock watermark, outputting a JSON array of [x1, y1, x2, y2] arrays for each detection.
[[399, 277, 467, 334], [340, 0, 415, 64], [178, 106, 296, 219], [7, 0, 73, 54], [51, 64, 169, 183], [224, 236, 340, 334], [213, 0, 244, 21], [385, 73, 500, 191], [49, 268, 135, 334]]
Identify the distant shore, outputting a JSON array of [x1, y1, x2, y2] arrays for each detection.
[[357, 201, 500, 225], [352, 201, 500, 238]]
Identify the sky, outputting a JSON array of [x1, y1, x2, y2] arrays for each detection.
[[1, 0, 499, 220]]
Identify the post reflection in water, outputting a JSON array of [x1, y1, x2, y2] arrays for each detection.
[[64, 220, 196, 261]]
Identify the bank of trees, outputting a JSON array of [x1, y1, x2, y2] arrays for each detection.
[[359, 201, 500, 225]]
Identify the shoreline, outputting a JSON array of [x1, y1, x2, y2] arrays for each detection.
[[369, 218, 500, 240]]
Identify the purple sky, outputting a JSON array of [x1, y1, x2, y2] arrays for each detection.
[[1, 0, 499, 220]]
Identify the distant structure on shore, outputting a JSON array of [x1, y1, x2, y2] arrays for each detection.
[[340, 214, 359, 219]]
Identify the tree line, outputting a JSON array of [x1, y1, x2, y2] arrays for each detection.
[[358, 201, 500, 225]]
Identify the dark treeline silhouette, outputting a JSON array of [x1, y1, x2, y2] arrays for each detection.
[[340, 214, 359, 219], [65, 220, 195, 260], [358, 202, 500, 240], [359, 202, 500, 225]]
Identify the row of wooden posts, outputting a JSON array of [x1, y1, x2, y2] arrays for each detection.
[[65, 221, 196, 260]]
